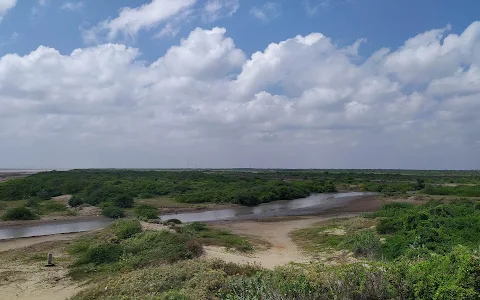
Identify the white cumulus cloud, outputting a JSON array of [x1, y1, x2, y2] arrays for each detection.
[[0, 0, 16, 21], [1, 22, 480, 168], [84, 0, 196, 42]]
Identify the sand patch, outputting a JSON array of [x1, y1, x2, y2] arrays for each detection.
[[323, 227, 346, 236], [203, 216, 358, 269]]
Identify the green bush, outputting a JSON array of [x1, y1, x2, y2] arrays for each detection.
[[134, 204, 158, 220], [392, 246, 480, 299], [111, 220, 142, 239], [372, 200, 480, 259], [2, 207, 38, 221], [75, 243, 124, 265], [347, 230, 381, 257], [112, 195, 134, 208], [181, 222, 252, 252], [101, 206, 125, 218], [25, 197, 40, 207], [68, 195, 84, 207], [39, 201, 67, 214], [121, 231, 202, 266], [234, 191, 261, 206]]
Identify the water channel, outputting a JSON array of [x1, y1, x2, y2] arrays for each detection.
[[0, 192, 373, 240]]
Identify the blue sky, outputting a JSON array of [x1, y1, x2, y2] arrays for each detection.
[[2, 0, 478, 60], [0, 0, 479, 169]]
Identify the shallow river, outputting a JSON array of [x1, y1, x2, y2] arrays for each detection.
[[0, 192, 372, 240]]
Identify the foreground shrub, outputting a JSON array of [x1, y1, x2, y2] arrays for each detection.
[[182, 222, 252, 252], [134, 204, 158, 220], [75, 243, 124, 266], [2, 207, 38, 221], [111, 219, 142, 239], [101, 206, 125, 219], [347, 230, 381, 257], [370, 200, 480, 259], [222, 263, 394, 300], [122, 231, 200, 266], [72, 260, 260, 300], [391, 246, 480, 299]]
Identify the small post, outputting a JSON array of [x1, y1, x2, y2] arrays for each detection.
[[46, 253, 55, 267]]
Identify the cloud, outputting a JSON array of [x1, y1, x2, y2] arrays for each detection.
[[304, 0, 351, 15], [250, 2, 281, 22], [61, 1, 84, 12], [31, 0, 50, 16], [1, 23, 480, 168], [0, 0, 16, 21], [84, 0, 196, 43], [201, 0, 239, 22]]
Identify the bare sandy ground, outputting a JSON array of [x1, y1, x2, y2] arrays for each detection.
[[0, 233, 83, 252], [0, 237, 83, 300], [204, 214, 359, 269]]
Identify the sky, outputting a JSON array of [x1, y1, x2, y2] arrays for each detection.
[[0, 0, 479, 169]]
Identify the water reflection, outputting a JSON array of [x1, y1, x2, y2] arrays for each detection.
[[160, 192, 368, 223], [0, 219, 112, 240], [0, 192, 371, 240]]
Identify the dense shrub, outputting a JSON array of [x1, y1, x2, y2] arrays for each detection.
[[101, 206, 125, 219], [121, 231, 201, 266], [75, 243, 123, 265], [112, 195, 134, 208], [424, 184, 480, 197], [112, 220, 142, 239], [347, 230, 381, 257], [1, 207, 38, 220], [233, 191, 261, 206], [134, 204, 158, 220], [181, 222, 252, 252], [371, 200, 480, 259], [68, 196, 84, 207]]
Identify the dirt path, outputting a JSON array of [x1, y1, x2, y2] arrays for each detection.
[[204, 214, 358, 269]]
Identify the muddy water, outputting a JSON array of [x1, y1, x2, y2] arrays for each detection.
[[160, 192, 371, 222], [0, 192, 372, 240]]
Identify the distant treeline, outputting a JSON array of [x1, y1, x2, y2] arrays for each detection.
[[0, 170, 336, 206], [1, 169, 480, 206]]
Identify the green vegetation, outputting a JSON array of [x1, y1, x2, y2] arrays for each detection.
[[368, 200, 480, 259], [68, 195, 84, 207], [72, 245, 480, 300], [69, 223, 203, 281], [1, 169, 480, 219], [3, 169, 480, 299], [111, 220, 143, 239], [134, 204, 158, 220], [181, 222, 253, 252], [221, 246, 480, 300], [1, 207, 38, 220], [347, 230, 381, 258], [424, 184, 480, 197], [101, 205, 125, 219], [291, 217, 377, 255], [72, 260, 261, 300]]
